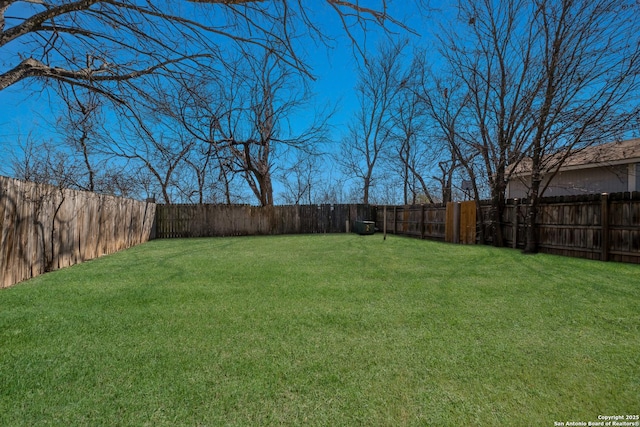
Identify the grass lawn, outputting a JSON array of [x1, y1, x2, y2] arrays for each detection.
[[1, 234, 639, 426]]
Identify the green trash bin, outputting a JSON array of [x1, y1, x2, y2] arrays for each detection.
[[354, 220, 375, 235]]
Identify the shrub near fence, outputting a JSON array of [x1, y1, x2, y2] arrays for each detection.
[[155, 204, 377, 238], [0, 176, 156, 288]]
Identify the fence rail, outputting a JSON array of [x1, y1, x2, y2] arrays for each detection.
[[0, 176, 155, 288], [155, 204, 376, 238]]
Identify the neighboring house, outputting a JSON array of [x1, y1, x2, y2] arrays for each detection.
[[507, 138, 640, 199]]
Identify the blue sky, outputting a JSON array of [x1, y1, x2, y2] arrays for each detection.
[[0, 1, 437, 170], [3, 0, 638, 206], [0, 1, 446, 206]]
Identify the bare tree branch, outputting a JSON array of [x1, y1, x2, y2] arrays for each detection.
[[1, 0, 411, 94]]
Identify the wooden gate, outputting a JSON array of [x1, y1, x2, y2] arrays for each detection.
[[445, 201, 476, 244]]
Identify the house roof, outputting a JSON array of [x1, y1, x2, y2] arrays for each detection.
[[509, 138, 640, 177]]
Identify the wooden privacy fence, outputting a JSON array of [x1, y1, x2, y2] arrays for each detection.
[[0, 176, 156, 288], [4, 178, 636, 289], [497, 192, 640, 263], [376, 201, 476, 244], [155, 204, 376, 238], [378, 204, 447, 241], [386, 192, 639, 264]]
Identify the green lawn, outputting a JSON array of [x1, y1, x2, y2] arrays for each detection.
[[1, 234, 638, 426]]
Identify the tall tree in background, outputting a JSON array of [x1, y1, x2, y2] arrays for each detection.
[[337, 40, 406, 204], [157, 47, 330, 206], [387, 63, 436, 205], [223, 49, 331, 206], [520, 0, 640, 253], [146, 71, 243, 204], [412, 55, 469, 206], [439, 0, 544, 246]]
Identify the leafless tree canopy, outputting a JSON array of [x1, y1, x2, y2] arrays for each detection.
[[337, 40, 408, 205], [0, 0, 408, 95], [430, 0, 640, 248], [1, 0, 413, 205], [4, 0, 640, 229]]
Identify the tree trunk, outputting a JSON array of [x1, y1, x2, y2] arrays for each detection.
[[490, 185, 505, 247], [257, 170, 273, 207], [443, 167, 453, 204], [161, 185, 171, 204], [523, 174, 542, 254], [363, 176, 370, 204]]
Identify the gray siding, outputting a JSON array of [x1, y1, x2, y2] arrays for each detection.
[[508, 164, 629, 198]]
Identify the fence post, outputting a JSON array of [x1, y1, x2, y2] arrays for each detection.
[[383, 205, 387, 240], [393, 206, 397, 234], [420, 204, 425, 239], [512, 199, 519, 249], [601, 193, 609, 262], [453, 202, 461, 244], [445, 202, 453, 243]]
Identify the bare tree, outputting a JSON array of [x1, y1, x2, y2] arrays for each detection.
[[180, 139, 217, 204], [313, 166, 350, 204], [1, 1, 409, 96], [387, 65, 436, 205], [108, 82, 198, 204], [412, 62, 466, 205], [11, 136, 79, 187], [55, 85, 104, 192], [225, 49, 331, 206], [520, 0, 640, 253], [337, 40, 407, 204], [147, 46, 331, 206], [277, 154, 312, 205], [438, 0, 543, 246]]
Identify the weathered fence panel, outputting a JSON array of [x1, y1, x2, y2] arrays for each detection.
[[379, 193, 640, 263], [460, 201, 477, 244], [154, 204, 376, 238], [0, 176, 156, 288], [608, 193, 640, 263], [500, 192, 640, 263], [377, 204, 447, 241], [536, 196, 604, 261]]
